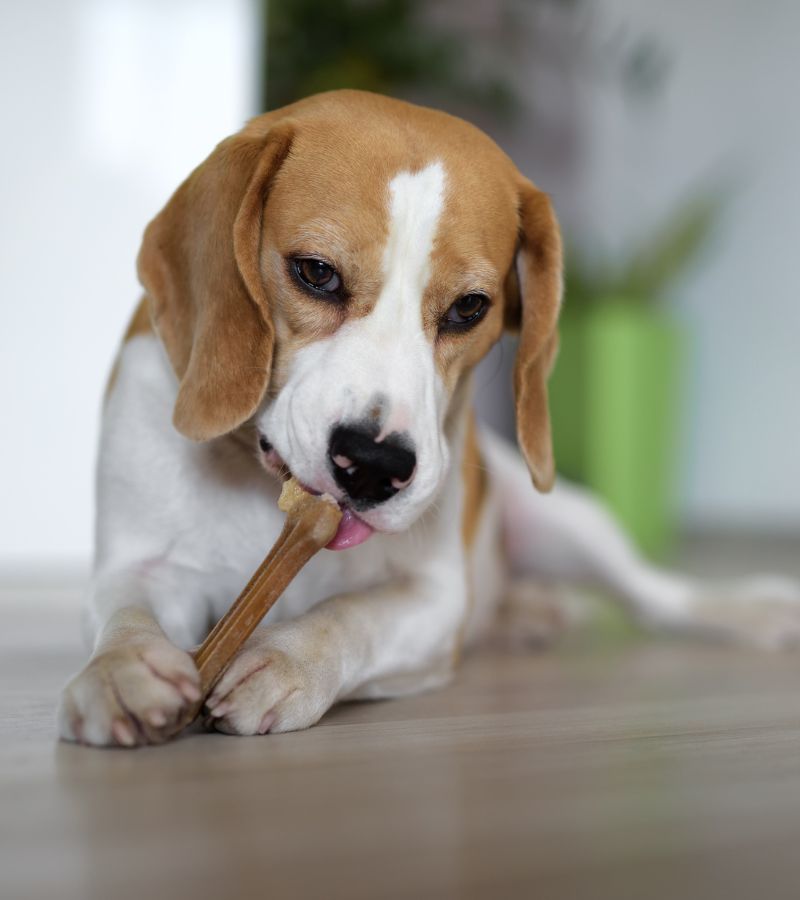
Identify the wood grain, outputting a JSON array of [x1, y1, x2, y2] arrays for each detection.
[[2, 538, 800, 900]]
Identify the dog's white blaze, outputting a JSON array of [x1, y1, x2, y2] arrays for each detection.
[[377, 161, 445, 331], [258, 161, 450, 532], [365, 161, 446, 438]]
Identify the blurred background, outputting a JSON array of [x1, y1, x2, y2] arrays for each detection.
[[1, 0, 798, 579]]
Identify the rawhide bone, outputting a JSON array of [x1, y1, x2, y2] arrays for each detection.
[[159, 478, 342, 741]]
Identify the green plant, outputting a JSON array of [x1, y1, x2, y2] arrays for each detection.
[[262, 0, 517, 115], [564, 189, 726, 312]]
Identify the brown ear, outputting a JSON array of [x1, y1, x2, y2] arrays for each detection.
[[509, 180, 563, 492], [136, 123, 293, 441]]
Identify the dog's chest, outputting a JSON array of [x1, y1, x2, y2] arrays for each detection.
[[152, 434, 425, 625], [103, 335, 469, 639], [115, 443, 429, 635], [202, 490, 415, 624]]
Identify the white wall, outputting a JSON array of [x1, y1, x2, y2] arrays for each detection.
[[0, 0, 260, 569], [2, 0, 797, 574], [583, 0, 800, 528]]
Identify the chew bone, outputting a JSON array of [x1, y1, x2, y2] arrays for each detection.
[[159, 479, 342, 741], [195, 480, 342, 695]]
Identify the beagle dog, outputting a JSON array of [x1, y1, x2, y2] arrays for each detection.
[[59, 90, 800, 747]]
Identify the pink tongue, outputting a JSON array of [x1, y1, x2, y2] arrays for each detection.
[[326, 508, 374, 551]]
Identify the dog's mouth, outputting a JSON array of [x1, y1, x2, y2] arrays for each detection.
[[257, 434, 375, 551]]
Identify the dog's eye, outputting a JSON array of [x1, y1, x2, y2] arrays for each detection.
[[442, 293, 489, 330], [293, 258, 341, 294]]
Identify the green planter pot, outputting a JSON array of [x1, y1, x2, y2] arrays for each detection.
[[549, 303, 686, 559]]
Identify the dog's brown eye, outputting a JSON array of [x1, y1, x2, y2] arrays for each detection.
[[442, 293, 489, 330], [293, 258, 341, 294]]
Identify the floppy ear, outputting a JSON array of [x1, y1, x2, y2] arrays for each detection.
[[508, 180, 563, 492], [137, 123, 293, 441]]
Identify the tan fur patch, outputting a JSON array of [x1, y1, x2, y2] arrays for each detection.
[[105, 296, 154, 401], [249, 92, 527, 414], [124, 295, 153, 341], [450, 409, 489, 670], [461, 411, 488, 548]]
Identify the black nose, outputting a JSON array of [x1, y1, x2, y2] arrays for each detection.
[[328, 424, 416, 507]]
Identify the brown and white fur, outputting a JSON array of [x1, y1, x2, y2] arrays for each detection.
[[59, 91, 800, 747]]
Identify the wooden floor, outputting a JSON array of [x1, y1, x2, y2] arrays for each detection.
[[3, 538, 800, 900]]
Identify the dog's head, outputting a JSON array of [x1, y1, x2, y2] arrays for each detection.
[[138, 91, 562, 546]]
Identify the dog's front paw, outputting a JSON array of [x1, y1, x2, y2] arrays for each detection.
[[57, 639, 201, 747], [204, 633, 334, 735], [686, 576, 800, 650]]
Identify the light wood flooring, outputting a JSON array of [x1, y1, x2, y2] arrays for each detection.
[[2, 534, 800, 900]]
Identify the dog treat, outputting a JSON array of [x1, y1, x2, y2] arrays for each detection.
[[194, 479, 342, 693], [160, 479, 342, 741]]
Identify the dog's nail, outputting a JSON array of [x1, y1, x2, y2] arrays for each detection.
[[112, 720, 136, 747], [210, 702, 230, 718], [258, 711, 277, 734], [332, 454, 353, 469], [147, 709, 167, 727]]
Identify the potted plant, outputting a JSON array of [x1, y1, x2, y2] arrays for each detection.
[[549, 191, 723, 558]]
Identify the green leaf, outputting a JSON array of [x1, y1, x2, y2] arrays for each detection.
[[564, 185, 728, 311]]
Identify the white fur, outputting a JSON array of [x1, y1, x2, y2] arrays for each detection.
[[59, 161, 800, 747]]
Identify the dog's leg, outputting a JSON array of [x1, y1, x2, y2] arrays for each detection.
[[204, 575, 466, 735], [57, 604, 202, 747], [485, 431, 800, 649], [59, 332, 284, 746], [56, 564, 219, 747]]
